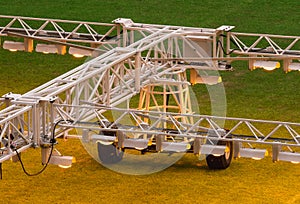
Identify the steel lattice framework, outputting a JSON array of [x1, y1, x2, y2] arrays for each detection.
[[1, 15, 300, 172]]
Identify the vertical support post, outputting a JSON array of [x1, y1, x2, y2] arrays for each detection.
[[138, 88, 145, 110], [156, 135, 164, 152], [24, 38, 33, 52], [118, 64, 124, 94], [163, 84, 167, 113], [163, 85, 168, 129], [135, 52, 141, 92], [126, 98, 130, 109], [193, 137, 202, 154], [185, 84, 193, 124], [272, 143, 281, 162], [123, 28, 127, 47], [249, 55, 256, 70], [20, 113, 24, 134], [189, 69, 197, 85], [65, 89, 70, 117], [74, 85, 80, 119], [32, 104, 37, 147], [219, 31, 224, 58], [283, 59, 291, 73], [233, 141, 241, 159], [4, 98, 11, 148], [12, 116, 18, 142], [178, 84, 186, 124], [225, 31, 233, 69], [154, 46, 158, 69], [117, 130, 125, 149], [81, 129, 90, 143], [145, 86, 151, 111], [117, 25, 121, 47], [41, 101, 46, 137], [226, 31, 231, 58], [169, 37, 173, 65], [56, 44, 66, 55], [32, 103, 40, 147], [130, 30, 134, 45], [84, 81, 89, 102], [90, 43, 99, 57], [212, 34, 218, 68], [104, 69, 110, 105], [41, 146, 50, 165], [249, 58, 254, 70], [50, 100, 55, 140]]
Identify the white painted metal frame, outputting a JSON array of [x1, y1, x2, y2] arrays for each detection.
[[0, 16, 221, 163], [57, 104, 300, 151], [1, 15, 300, 166], [227, 31, 300, 71], [0, 15, 118, 44]]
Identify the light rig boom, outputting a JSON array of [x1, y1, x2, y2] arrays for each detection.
[[0, 15, 300, 177]]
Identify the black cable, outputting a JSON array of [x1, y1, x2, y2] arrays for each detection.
[[15, 119, 72, 177], [166, 90, 170, 112], [217, 40, 238, 56], [0, 163, 2, 180], [220, 34, 241, 48], [218, 33, 251, 56]]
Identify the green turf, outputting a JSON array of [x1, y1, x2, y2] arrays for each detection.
[[1, 1, 300, 203]]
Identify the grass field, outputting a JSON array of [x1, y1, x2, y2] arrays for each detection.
[[1, 1, 300, 203]]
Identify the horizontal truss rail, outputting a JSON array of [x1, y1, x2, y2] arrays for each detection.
[[58, 104, 300, 148], [0, 15, 117, 44], [229, 32, 300, 59]]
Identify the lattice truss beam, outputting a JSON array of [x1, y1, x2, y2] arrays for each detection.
[[228, 32, 300, 71], [229, 32, 300, 57], [58, 105, 300, 160], [0, 17, 221, 162], [0, 15, 118, 44], [1, 16, 300, 164]]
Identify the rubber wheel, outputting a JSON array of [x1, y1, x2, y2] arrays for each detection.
[[97, 128, 123, 164], [97, 142, 123, 164], [206, 140, 233, 170]]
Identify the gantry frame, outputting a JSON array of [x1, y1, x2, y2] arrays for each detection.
[[0, 15, 300, 170]]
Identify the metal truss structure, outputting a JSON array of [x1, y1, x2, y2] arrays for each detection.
[[1, 15, 300, 174], [0, 15, 117, 44], [228, 31, 300, 71]]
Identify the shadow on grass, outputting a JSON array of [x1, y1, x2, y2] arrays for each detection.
[[162, 154, 213, 172]]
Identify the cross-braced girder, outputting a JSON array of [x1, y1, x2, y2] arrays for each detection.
[[0, 18, 219, 163], [229, 32, 300, 57], [57, 105, 300, 157], [227, 31, 300, 71], [0, 15, 118, 44], [1, 16, 300, 170]]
